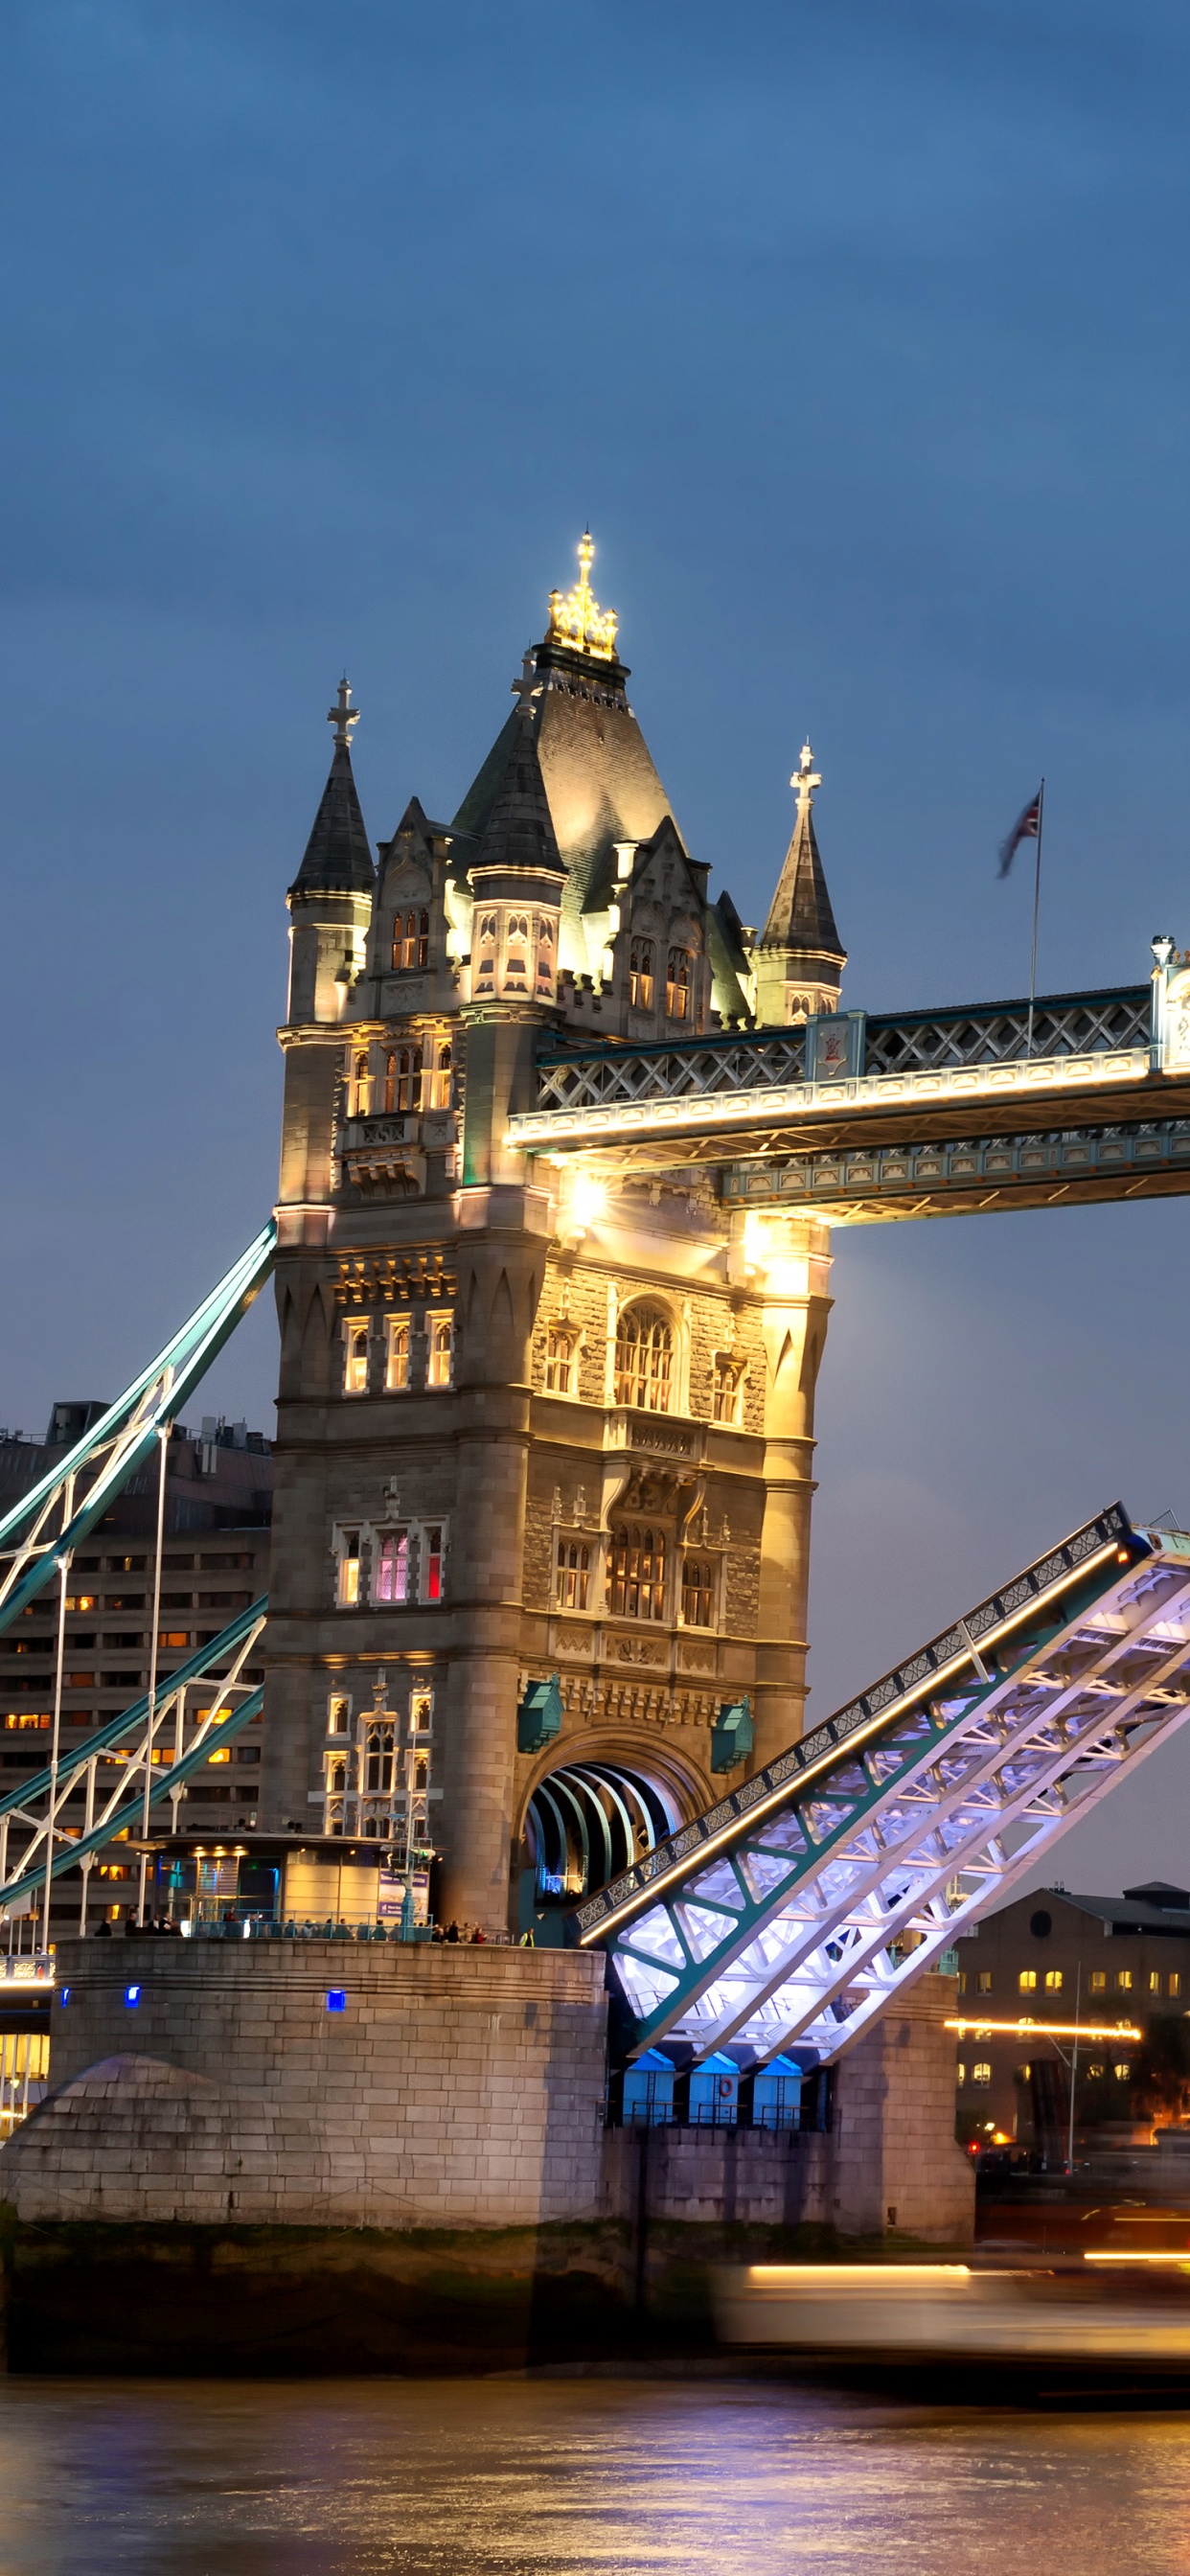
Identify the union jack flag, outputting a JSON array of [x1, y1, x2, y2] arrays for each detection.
[[997, 789, 1042, 879]]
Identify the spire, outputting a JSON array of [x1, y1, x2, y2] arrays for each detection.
[[469, 704, 564, 883], [287, 679, 375, 898], [758, 742, 843, 956]]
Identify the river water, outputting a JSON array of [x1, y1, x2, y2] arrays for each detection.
[[1, 2376, 1188, 2575]]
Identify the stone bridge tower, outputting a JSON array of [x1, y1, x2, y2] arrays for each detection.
[[262, 541, 846, 1934]]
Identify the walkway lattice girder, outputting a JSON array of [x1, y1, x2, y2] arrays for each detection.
[[0, 1223, 276, 1636], [575, 1507, 1190, 2065]]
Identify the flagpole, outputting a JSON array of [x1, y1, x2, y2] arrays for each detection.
[[1025, 777, 1045, 1058]]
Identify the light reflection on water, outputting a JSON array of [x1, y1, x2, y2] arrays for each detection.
[[1, 2377, 1190, 2576]]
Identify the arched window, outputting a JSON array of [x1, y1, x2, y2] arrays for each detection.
[[349, 1050, 371, 1116], [385, 1317, 410, 1392], [629, 939, 654, 1010], [614, 1303, 674, 1413], [429, 1043, 452, 1110], [343, 1322, 369, 1396], [545, 1325, 577, 1395], [382, 1052, 397, 1113], [363, 1722, 395, 1796], [536, 916, 556, 997], [389, 1046, 422, 1113], [712, 1354, 745, 1425], [427, 1314, 453, 1389], [609, 1525, 667, 1622], [374, 1529, 409, 1602], [336, 1530, 361, 1604], [474, 913, 497, 996], [666, 949, 691, 1021], [556, 1539, 590, 1610], [681, 1557, 715, 1628], [394, 908, 429, 971]]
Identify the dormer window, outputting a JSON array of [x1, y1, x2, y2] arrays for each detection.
[[629, 939, 654, 1010], [666, 950, 690, 1022], [615, 1303, 673, 1414], [349, 1050, 371, 1116], [394, 908, 429, 971]]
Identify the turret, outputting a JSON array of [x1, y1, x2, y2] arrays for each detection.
[[752, 742, 846, 1027], [285, 680, 376, 1026]]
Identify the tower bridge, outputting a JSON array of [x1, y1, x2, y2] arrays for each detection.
[[4, 535, 1190, 2079]]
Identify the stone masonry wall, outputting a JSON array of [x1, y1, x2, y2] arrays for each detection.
[[2, 1941, 609, 2231]]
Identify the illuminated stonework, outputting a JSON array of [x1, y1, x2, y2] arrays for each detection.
[[546, 531, 619, 661]]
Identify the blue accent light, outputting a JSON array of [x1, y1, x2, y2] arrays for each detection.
[[125, 1984, 141, 2007], [326, 1989, 346, 2013], [59, 1986, 70, 2007]]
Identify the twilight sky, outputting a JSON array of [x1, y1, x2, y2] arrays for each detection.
[[3, 0, 1190, 1892]]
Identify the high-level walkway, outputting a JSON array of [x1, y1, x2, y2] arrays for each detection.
[[573, 1505, 1190, 2065]]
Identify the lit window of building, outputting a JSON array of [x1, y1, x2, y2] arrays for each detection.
[[328, 1696, 352, 1736], [712, 1355, 744, 1425], [1044, 1969, 1063, 1991], [394, 908, 429, 971], [1150, 1969, 1162, 1992], [614, 1303, 674, 1413], [385, 1317, 410, 1392], [1018, 1969, 1037, 1992], [681, 1557, 715, 1628], [629, 938, 654, 1009], [410, 1688, 433, 1736], [474, 911, 497, 997], [374, 1530, 410, 1604], [536, 917, 556, 998], [1171, 1973, 1182, 1998], [1113, 2061, 1132, 2082], [427, 1315, 453, 1389], [545, 1326, 577, 1395], [343, 1322, 370, 1395], [609, 1526, 667, 1622], [556, 1540, 590, 1612], [503, 912, 531, 994], [956, 2061, 967, 2086], [666, 948, 690, 1021], [972, 2062, 992, 2087], [428, 1043, 452, 1110], [1087, 2061, 1105, 2081], [422, 1526, 445, 1602], [976, 1970, 992, 1994], [1116, 1969, 1133, 1990], [349, 1050, 371, 1116], [382, 1046, 423, 1114], [336, 1532, 361, 1607], [1089, 1969, 1107, 1991]]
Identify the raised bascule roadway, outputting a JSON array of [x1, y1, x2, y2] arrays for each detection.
[[7, 948, 1190, 2065]]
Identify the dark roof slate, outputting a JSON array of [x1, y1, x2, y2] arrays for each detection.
[[759, 803, 843, 959], [469, 710, 564, 880], [288, 742, 375, 898]]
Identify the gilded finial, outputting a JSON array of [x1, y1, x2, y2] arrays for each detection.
[[328, 677, 359, 750], [546, 529, 619, 661], [791, 741, 820, 818]]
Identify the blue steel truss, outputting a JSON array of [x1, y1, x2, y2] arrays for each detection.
[[574, 1506, 1190, 2066], [0, 1223, 276, 1635]]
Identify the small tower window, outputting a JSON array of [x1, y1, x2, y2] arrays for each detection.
[[394, 908, 429, 971], [614, 1303, 674, 1414], [328, 1695, 352, 1736], [422, 1525, 445, 1601], [545, 1325, 577, 1395], [427, 1314, 453, 1389], [666, 949, 691, 1022], [503, 912, 531, 994], [385, 1316, 411, 1392], [343, 1322, 370, 1396], [536, 916, 556, 998], [336, 1530, 361, 1606], [609, 1525, 667, 1622], [390, 1046, 423, 1114], [629, 939, 654, 1010], [475, 913, 497, 997], [382, 1052, 397, 1112], [681, 1557, 715, 1628], [410, 1688, 433, 1735], [556, 1539, 590, 1611], [712, 1355, 745, 1425], [349, 1051, 371, 1116], [363, 1720, 396, 1798], [374, 1530, 410, 1604]]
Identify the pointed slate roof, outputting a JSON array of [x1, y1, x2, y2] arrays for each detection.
[[288, 739, 375, 900], [759, 795, 843, 957], [469, 707, 564, 881]]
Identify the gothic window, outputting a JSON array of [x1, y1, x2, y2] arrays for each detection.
[[475, 913, 497, 996], [422, 1525, 445, 1602], [349, 1050, 371, 1116], [362, 1720, 396, 1798], [394, 908, 429, 971], [545, 1324, 577, 1395], [556, 1539, 590, 1611], [382, 1052, 397, 1113], [409, 1749, 430, 1795], [609, 1525, 667, 1622], [389, 1046, 422, 1114], [666, 949, 691, 1022], [374, 1530, 410, 1604], [503, 912, 531, 994], [681, 1557, 715, 1627], [629, 938, 654, 1010], [385, 1316, 410, 1392], [335, 1530, 361, 1606], [614, 1302, 674, 1413], [410, 1687, 434, 1735], [327, 1695, 352, 1736], [324, 1750, 349, 1834], [536, 915, 556, 998], [343, 1322, 370, 1396], [427, 1313, 453, 1389], [428, 1043, 452, 1110], [712, 1354, 745, 1425]]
